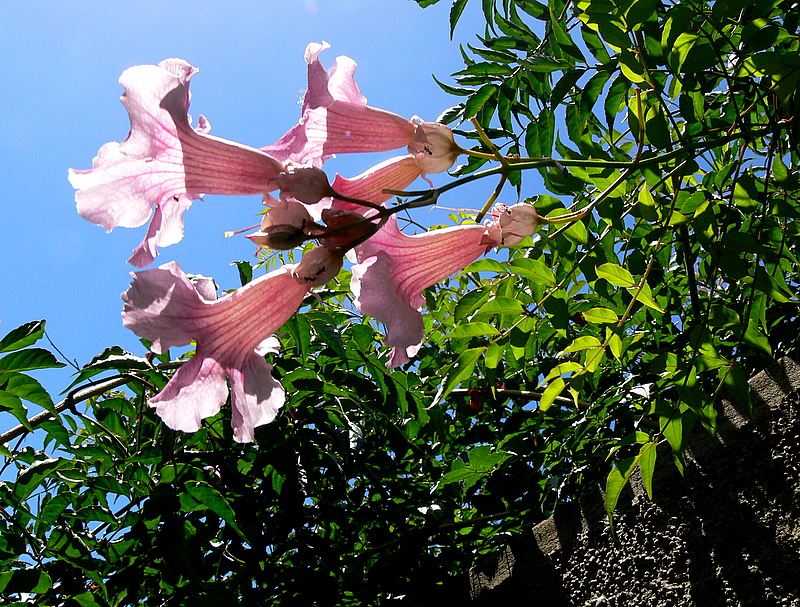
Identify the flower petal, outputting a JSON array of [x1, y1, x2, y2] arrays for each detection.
[[262, 43, 415, 167], [71, 59, 284, 266], [351, 217, 491, 366], [149, 353, 229, 433], [331, 155, 421, 211], [122, 261, 309, 440], [228, 354, 285, 442]]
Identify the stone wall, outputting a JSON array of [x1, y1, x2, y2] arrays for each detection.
[[468, 356, 800, 606]]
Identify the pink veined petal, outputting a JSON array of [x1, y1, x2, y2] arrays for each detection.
[[302, 101, 416, 162], [350, 254, 424, 367], [149, 353, 229, 433], [70, 59, 284, 267], [331, 155, 421, 212], [351, 216, 494, 366], [302, 41, 335, 112], [326, 54, 366, 105], [262, 43, 415, 167], [228, 354, 285, 442], [122, 261, 309, 441], [121, 260, 205, 353]]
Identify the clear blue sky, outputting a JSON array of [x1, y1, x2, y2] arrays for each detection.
[[0, 0, 495, 424]]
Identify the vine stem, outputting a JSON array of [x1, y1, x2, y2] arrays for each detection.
[[0, 361, 183, 446]]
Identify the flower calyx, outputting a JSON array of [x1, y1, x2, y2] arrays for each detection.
[[407, 121, 462, 176], [489, 202, 541, 246], [318, 209, 380, 251]]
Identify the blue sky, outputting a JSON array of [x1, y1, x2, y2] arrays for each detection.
[[0, 0, 497, 423]]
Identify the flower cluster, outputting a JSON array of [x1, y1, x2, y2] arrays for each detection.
[[71, 44, 541, 441]]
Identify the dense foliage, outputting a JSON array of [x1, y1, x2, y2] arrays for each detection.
[[2, 0, 799, 604]]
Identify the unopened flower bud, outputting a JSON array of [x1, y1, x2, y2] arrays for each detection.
[[319, 209, 379, 251], [246, 201, 314, 250], [292, 247, 345, 287], [247, 224, 308, 250], [262, 200, 313, 231], [407, 122, 462, 175], [275, 167, 335, 205]]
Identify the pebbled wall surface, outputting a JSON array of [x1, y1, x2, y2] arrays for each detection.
[[469, 356, 800, 607]]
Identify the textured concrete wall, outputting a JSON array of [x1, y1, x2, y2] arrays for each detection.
[[469, 357, 800, 606]]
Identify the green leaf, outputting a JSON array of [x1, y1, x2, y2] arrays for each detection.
[[742, 320, 772, 355], [454, 287, 492, 322], [484, 342, 505, 370], [0, 348, 65, 373], [0, 569, 53, 594], [539, 378, 565, 411], [733, 175, 759, 212], [230, 260, 254, 286], [626, 283, 665, 313], [0, 391, 31, 431], [638, 441, 657, 500], [605, 456, 637, 529], [0, 321, 46, 353], [508, 258, 557, 286], [184, 481, 247, 540], [563, 335, 602, 353], [475, 296, 525, 318], [0, 372, 54, 410], [583, 307, 619, 323], [464, 83, 498, 118], [466, 258, 508, 274], [596, 263, 636, 288], [523, 55, 571, 72], [14, 458, 67, 500], [84, 346, 150, 372], [448, 322, 500, 339], [433, 347, 485, 406], [449, 0, 469, 39], [606, 326, 623, 359]]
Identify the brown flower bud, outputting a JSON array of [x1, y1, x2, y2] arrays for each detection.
[[262, 201, 313, 231], [319, 209, 379, 251], [292, 247, 345, 287], [246, 201, 314, 250], [407, 122, 462, 175], [247, 224, 308, 250], [275, 167, 335, 205]]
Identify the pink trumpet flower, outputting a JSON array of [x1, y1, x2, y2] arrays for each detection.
[[70, 59, 284, 267], [331, 155, 422, 212], [263, 43, 460, 178], [122, 261, 308, 442], [351, 216, 501, 367]]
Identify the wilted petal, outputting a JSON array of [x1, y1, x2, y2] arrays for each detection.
[[351, 217, 493, 366], [122, 261, 309, 441], [70, 59, 284, 266], [292, 247, 345, 286]]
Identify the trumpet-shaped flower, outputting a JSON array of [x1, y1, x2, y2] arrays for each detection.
[[70, 59, 285, 267], [351, 217, 500, 366], [331, 155, 422, 212], [122, 261, 308, 442], [263, 43, 460, 178]]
